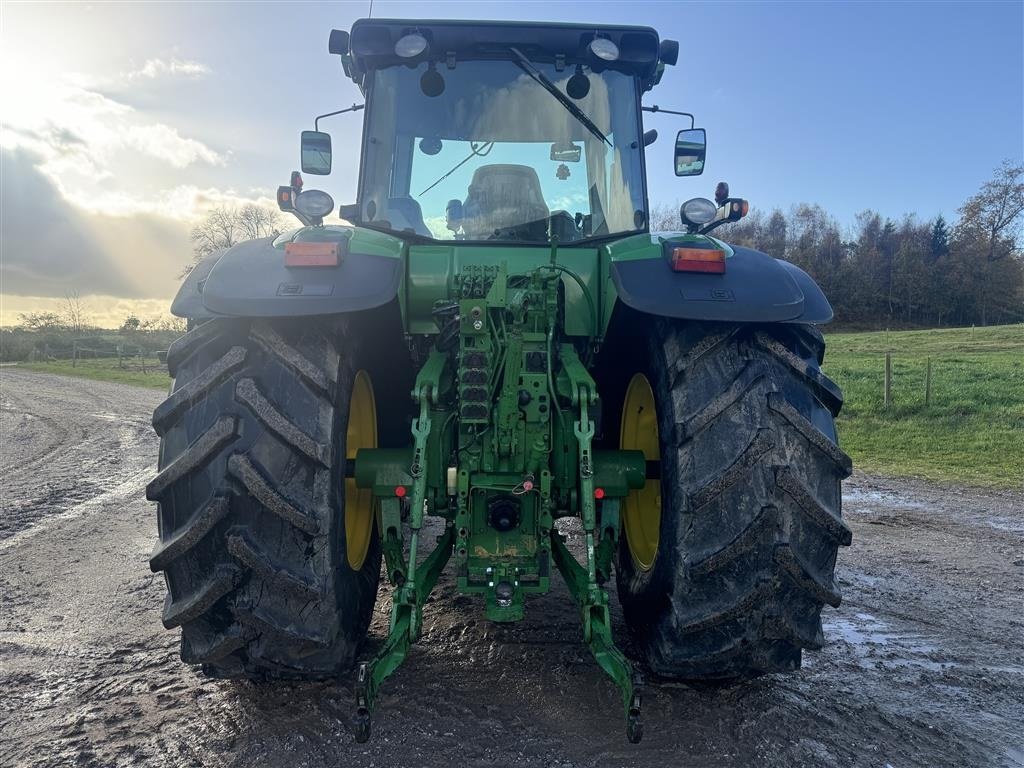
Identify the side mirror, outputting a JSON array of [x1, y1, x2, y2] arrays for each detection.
[[674, 128, 706, 176], [301, 130, 332, 175], [328, 29, 350, 56]]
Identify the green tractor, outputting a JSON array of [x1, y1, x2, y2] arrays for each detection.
[[147, 18, 851, 744]]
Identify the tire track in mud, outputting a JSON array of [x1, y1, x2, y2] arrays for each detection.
[[0, 370, 159, 540], [0, 370, 1022, 768]]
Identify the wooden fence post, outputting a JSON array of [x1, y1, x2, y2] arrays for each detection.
[[924, 357, 932, 407], [883, 352, 892, 410]]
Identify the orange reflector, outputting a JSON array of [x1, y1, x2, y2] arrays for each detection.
[[594, 487, 605, 499], [394, 485, 407, 498], [284, 241, 340, 267], [670, 247, 726, 274]]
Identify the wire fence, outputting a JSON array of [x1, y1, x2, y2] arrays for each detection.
[[882, 352, 935, 409], [29, 341, 167, 372]]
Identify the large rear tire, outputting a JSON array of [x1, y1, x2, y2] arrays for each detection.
[[146, 316, 383, 678], [604, 318, 852, 679]]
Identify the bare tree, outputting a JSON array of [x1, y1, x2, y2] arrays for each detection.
[[189, 206, 240, 262], [956, 160, 1024, 261], [238, 204, 283, 241], [649, 202, 680, 231], [185, 204, 284, 276], [157, 315, 188, 333], [139, 314, 188, 333], [62, 290, 88, 334], [17, 312, 65, 331]]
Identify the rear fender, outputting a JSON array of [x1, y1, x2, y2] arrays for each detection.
[[171, 250, 225, 318], [608, 239, 832, 325], [170, 227, 405, 318]]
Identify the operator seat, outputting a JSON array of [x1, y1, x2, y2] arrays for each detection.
[[461, 164, 549, 239]]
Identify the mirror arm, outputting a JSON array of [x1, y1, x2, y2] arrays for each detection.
[[697, 219, 728, 235], [314, 103, 364, 132], [289, 210, 313, 227], [641, 105, 695, 129], [284, 208, 325, 227], [698, 199, 747, 235]]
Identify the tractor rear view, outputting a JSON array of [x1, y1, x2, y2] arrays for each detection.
[[147, 18, 850, 744]]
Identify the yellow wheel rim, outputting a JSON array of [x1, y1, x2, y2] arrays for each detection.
[[345, 370, 377, 570], [620, 373, 661, 571]]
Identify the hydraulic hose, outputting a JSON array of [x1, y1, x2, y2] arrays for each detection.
[[536, 264, 599, 341]]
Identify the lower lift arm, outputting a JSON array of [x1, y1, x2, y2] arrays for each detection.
[[352, 351, 452, 743], [554, 345, 644, 743], [351, 344, 647, 743]]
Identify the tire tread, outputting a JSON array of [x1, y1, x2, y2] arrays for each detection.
[[615, 321, 850, 679], [150, 317, 380, 679]]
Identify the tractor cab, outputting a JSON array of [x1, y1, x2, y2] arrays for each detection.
[[303, 20, 683, 244]]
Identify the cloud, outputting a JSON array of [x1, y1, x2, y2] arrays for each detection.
[[121, 124, 223, 168], [0, 78, 224, 178], [0, 56, 267, 306], [1, 147, 281, 305], [0, 147, 191, 299], [64, 182, 277, 221], [422, 215, 449, 239], [128, 58, 210, 80], [550, 192, 589, 211]]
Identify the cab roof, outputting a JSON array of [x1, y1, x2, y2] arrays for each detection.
[[335, 18, 673, 90]]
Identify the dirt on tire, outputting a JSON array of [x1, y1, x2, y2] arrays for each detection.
[[1, 367, 1022, 768], [610, 321, 851, 679], [149, 318, 381, 678]]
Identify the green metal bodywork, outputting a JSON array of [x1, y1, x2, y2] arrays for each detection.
[[273, 224, 730, 337], [404, 244, 601, 336], [346, 238, 649, 740]]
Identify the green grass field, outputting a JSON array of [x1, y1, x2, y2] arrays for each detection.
[[824, 324, 1023, 488], [13, 324, 1023, 489], [20, 357, 171, 391]]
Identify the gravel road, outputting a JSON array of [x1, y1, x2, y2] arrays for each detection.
[[1, 367, 1022, 768]]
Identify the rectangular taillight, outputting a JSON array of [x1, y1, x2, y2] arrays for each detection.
[[284, 241, 340, 267], [669, 247, 726, 274]]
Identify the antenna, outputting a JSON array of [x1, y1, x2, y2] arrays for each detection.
[[368, 0, 374, 18]]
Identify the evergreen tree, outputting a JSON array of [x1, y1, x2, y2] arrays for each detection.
[[930, 215, 950, 260]]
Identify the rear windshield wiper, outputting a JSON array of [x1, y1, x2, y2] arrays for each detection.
[[508, 47, 612, 148]]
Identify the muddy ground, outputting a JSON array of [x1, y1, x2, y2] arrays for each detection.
[[1, 367, 1021, 768]]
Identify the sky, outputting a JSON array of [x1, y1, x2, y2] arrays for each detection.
[[1, 0, 1021, 327]]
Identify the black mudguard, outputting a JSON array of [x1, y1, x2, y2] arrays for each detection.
[[610, 245, 832, 324], [170, 237, 402, 318], [171, 250, 225, 318]]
